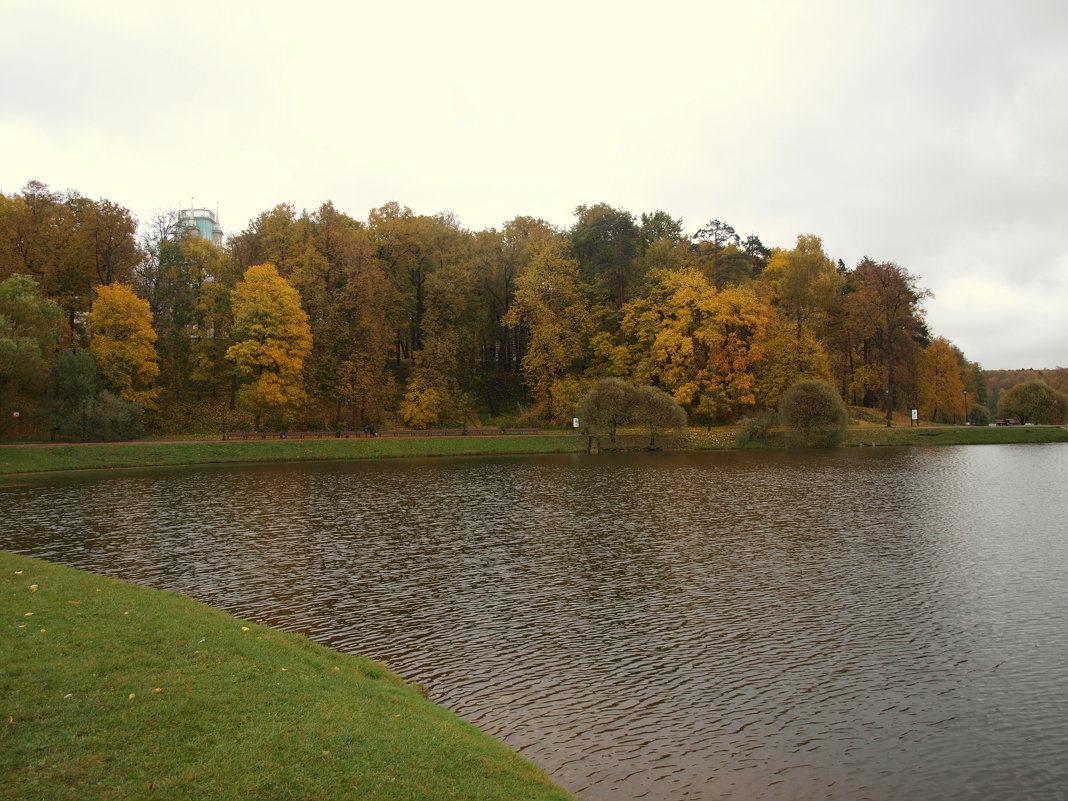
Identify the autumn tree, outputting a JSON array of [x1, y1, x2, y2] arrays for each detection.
[[919, 337, 967, 423], [701, 285, 772, 420], [226, 264, 312, 427], [758, 315, 833, 408], [997, 380, 1067, 425], [470, 217, 557, 414], [613, 267, 709, 392], [369, 203, 467, 362], [88, 283, 160, 407], [0, 183, 139, 341], [329, 228, 394, 428], [399, 258, 475, 428], [228, 204, 307, 278], [614, 268, 770, 424], [504, 236, 593, 422], [763, 235, 841, 338], [844, 259, 929, 425]]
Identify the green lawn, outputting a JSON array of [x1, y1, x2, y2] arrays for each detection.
[[2, 425, 1066, 478], [0, 434, 584, 477], [842, 424, 1068, 447], [0, 552, 576, 801]]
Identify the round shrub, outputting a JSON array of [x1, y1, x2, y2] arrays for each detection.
[[778, 379, 848, 447]]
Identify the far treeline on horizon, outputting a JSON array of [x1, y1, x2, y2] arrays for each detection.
[[1, 180, 1066, 441]]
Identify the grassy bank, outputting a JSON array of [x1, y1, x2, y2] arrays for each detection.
[[2, 426, 1066, 477], [0, 551, 575, 801], [0, 434, 584, 477], [684, 423, 1068, 451], [842, 424, 1068, 447]]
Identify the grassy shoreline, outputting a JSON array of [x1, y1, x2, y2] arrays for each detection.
[[0, 551, 576, 801], [0, 434, 585, 477], [1, 426, 1067, 477]]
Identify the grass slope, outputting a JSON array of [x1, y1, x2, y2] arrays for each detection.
[[0, 552, 575, 801]]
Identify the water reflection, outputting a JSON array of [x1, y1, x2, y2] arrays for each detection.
[[3, 445, 1067, 800]]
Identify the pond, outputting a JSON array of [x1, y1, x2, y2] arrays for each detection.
[[2, 444, 1067, 800]]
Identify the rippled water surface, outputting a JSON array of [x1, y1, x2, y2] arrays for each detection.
[[3, 445, 1068, 800]]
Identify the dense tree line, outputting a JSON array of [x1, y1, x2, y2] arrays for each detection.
[[0, 181, 1009, 438], [983, 368, 1068, 414]]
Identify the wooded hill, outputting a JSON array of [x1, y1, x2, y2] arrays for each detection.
[[0, 180, 1026, 438], [983, 368, 1068, 411]]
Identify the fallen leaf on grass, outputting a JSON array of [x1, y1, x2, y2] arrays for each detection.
[[241, 626, 250, 631], [29, 584, 38, 592], [128, 693, 136, 700], [152, 688, 162, 694]]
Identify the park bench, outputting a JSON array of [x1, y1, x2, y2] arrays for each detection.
[[224, 430, 352, 440], [224, 431, 276, 440]]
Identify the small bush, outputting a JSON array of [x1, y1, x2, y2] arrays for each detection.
[[735, 412, 779, 447], [86, 392, 145, 441], [779, 380, 848, 447], [967, 403, 991, 427]]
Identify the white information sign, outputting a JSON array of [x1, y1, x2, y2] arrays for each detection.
[[911, 409, 919, 421]]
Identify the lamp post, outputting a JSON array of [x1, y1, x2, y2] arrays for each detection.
[[963, 389, 970, 425], [884, 388, 892, 428]]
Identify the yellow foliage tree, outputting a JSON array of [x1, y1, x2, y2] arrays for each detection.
[[503, 237, 592, 421], [226, 264, 312, 427], [87, 282, 159, 407], [762, 234, 842, 337], [758, 315, 833, 408], [698, 285, 772, 420], [618, 268, 770, 423], [919, 337, 966, 423]]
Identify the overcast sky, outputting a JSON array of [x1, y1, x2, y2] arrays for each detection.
[[3, 0, 1066, 369]]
